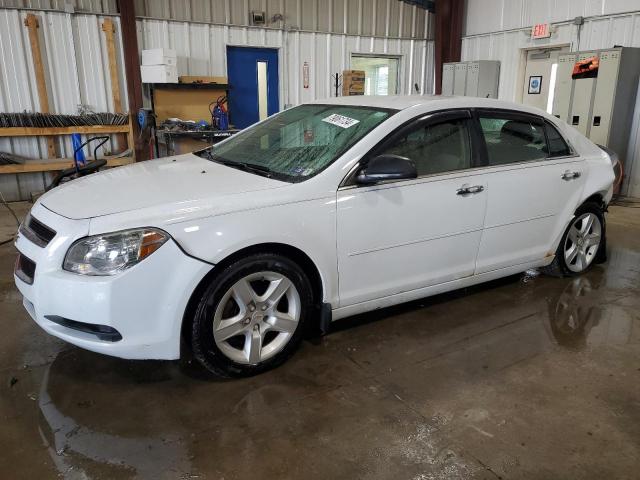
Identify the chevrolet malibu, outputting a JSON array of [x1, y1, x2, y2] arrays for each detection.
[[14, 96, 615, 377]]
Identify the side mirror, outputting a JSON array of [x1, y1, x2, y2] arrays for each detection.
[[356, 154, 417, 185]]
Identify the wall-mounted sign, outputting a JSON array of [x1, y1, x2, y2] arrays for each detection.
[[531, 23, 551, 39], [572, 57, 599, 79], [528, 75, 542, 94], [303, 61, 310, 89]]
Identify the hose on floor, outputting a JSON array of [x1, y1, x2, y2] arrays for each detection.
[[0, 189, 20, 245]]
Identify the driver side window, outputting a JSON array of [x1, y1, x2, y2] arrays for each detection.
[[381, 118, 472, 176]]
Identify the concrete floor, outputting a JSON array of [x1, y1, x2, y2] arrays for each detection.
[[1, 202, 639, 480]]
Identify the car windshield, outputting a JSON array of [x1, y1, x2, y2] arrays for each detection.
[[197, 104, 395, 182]]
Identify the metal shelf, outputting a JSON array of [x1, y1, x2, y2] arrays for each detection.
[[0, 125, 131, 137]]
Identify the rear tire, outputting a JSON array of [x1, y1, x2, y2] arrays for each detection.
[[542, 202, 605, 277], [190, 253, 314, 378]]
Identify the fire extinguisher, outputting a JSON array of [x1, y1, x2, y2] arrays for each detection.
[[209, 96, 229, 130]]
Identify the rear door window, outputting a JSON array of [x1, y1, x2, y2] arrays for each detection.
[[544, 121, 572, 157], [478, 115, 547, 165]]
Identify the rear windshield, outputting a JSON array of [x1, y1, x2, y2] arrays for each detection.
[[197, 104, 395, 182]]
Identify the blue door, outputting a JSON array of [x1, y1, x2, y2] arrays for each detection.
[[226, 47, 279, 129]]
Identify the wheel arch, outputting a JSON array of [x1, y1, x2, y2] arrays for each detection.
[[580, 192, 606, 210], [180, 242, 326, 346]]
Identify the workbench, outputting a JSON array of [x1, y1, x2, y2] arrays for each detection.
[[156, 128, 240, 156]]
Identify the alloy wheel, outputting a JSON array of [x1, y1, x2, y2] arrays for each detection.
[[564, 213, 602, 273], [212, 271, 301, 364]]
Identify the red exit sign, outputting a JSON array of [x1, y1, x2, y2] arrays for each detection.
[[532, 23, 551, 39]]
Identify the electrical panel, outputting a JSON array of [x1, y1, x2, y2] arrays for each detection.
[[453, 63, 467, 95], [465, 61, 500, 98], [442, 60, 500, 98], [551, 47, 640, 195], [442, 64, 455, 95]]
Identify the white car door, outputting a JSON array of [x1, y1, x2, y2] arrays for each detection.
[[336, 111, 489, 307], [474, 110, 586, 273]]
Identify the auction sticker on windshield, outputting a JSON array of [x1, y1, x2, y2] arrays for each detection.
[[322, 114, 360, 129]]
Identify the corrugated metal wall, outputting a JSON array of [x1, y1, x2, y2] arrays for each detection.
[[133, 0, 428, 39], [0, 1, 435, 201], [464, 0, 640, 36], [461, 0, 640, 101], [0, 8, 127, 200], [0, 0, 117, 14], [137, 19, 434, 109]]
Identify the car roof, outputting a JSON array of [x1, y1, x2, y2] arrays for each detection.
[[309, 95, 550, 118]]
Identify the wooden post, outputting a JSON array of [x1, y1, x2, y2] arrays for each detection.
[[117, 0, 147, 161], [434, 0, 465, 94], [102, 18, 126, 153], [24, 13, 56, 158]]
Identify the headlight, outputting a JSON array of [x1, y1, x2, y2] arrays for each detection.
[[63, 228, 169, 276]]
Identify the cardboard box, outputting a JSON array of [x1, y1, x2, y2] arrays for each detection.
[[179, 75, 228, 84], [141, 64, 178, 83], [342, 69, 365, 96], [142, 48, 177, 66]]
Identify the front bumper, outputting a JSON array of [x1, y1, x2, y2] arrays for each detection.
[[14, 202, 212, 360]]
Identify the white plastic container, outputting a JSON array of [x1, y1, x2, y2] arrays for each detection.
[[140, 64, 178, 83], [141, 48, 177, 66]]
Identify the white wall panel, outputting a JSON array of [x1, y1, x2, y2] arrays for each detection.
[[0, 0, 117, 13], [138, 17, 435, 111], [464, 0, 640, 36], [462, 13, 640, 100], [131, 0, 431, 39]]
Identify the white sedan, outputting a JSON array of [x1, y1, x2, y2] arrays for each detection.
[[14, 96, 615, 377]]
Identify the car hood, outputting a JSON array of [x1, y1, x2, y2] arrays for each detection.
[[39, 153, 289, 220]]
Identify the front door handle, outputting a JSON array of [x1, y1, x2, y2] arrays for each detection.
[[561, 170, 581, 181], [457, 184, 484, 195]]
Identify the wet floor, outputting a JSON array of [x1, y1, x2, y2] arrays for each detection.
[[1, 204, 639, 479]]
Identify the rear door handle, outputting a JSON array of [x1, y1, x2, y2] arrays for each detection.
[[561, 170, 581, 181], [457, 184, 484, 195]]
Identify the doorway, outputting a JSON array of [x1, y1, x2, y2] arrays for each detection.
[[351, 55, 400, 95], [226, 47, 279, 129], [521, 47, 569, 113]]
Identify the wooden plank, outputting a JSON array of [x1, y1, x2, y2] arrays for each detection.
[[0, 125, 131, 137], [102, 19, 123, 113], [24, 13, 56, 158], [0, 157, 134, 174], [102, 18, 127, 154]]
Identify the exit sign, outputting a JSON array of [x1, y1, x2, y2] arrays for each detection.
[[532, 23, 551, 39]]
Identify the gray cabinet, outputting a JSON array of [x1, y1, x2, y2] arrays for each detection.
[[441, 60, 500, 98], [551, 47, 640, 195]]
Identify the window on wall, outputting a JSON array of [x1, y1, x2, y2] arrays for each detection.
[[351, 56, 399, 95]]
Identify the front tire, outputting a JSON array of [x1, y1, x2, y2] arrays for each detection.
[[190, 253, 314, 377], [543, 202, 605, 277]]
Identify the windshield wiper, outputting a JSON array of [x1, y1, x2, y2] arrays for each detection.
[[226, 161, 273, 178], [200, 149, 273, 178]]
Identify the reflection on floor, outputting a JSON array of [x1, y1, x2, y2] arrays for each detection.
[[1, 204, 639, 479]]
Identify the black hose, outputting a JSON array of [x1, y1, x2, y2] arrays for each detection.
[[0, 190, 20, 227]]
